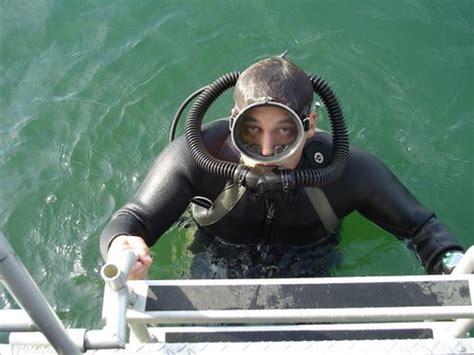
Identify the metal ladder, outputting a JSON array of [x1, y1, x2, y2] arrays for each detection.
[[1, 230, 474, 354]]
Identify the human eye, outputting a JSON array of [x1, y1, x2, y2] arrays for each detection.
[[245, 125, 261, 135], [279, 125, 296, 136]]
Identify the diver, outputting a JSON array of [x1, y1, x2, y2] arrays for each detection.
[[100, 56, 465, 279]]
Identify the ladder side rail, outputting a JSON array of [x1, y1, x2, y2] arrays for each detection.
[[450, 246, 474, 337], [101, 249, 155, 345], [0, 232, 81, 355]]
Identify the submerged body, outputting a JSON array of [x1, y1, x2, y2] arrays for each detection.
[[100, 119, 463, 275]]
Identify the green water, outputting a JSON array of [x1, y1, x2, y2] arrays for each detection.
[[1, 0, 473, 333]]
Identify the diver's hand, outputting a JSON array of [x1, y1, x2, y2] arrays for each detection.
[[108, 235, 152, 280], [431, 250, 465, 274]]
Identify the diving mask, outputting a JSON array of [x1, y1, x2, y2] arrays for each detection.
[[230, 100, 309, 167]]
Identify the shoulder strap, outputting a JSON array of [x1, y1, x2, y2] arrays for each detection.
[[191, 184, 247, 226], [304, 187, 339, 233]]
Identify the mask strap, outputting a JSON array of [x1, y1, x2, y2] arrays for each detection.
[[302, 116, 311, 131]]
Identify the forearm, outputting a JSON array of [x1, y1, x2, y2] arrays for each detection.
[[99, 209, 150, 261], [411, 215, 464, 273], [99, 195, 192, 261], [346, 149, 464, 273]]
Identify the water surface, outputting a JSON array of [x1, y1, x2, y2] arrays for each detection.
[[0, 0, 472, 332]]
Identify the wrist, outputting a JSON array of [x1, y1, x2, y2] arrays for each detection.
[[107, 234, 128, 251], [434, 251, 464, 274]]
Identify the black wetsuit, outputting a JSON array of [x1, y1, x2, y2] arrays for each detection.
[[99, 120, 464, 274]]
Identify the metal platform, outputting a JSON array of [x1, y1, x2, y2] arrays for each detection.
[[125, 276, 473, 324], [2, 338, 474, 354], [1, 231, 473, 354]]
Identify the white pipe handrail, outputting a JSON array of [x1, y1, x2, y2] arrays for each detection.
[[448, 246, 474, 337], [100, 249, 155, 345], [0, 309, 37, 332], [452, 246, 474, 275], [99, 249, 137, 348], [0, 231, 82, 355]]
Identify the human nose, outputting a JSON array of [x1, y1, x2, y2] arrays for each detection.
[[261, 131, 276, 156]]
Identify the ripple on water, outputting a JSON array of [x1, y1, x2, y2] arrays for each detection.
[[1, 0, 472, 332], [45, 194, 57, 204]]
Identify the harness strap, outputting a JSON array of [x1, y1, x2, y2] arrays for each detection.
[[192, 184, 246, 226], [192, 185, 339, 234], [304, 187, 339, 233]]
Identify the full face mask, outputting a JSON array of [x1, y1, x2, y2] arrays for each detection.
[[230, 100, 309, 168], [171, 71, 349, 194]]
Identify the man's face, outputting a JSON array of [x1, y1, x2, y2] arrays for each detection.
[[235, 105, 316, 169]]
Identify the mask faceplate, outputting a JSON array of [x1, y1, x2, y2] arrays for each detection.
[[231, 101, 306, 166]]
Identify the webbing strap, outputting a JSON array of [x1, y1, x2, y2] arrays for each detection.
[[304, 187, 339, 233], [191, 184, 246, 226], [192, 184, 338, 233]]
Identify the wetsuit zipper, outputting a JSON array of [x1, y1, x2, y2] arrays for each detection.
[[263, 198, 279, 244]]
